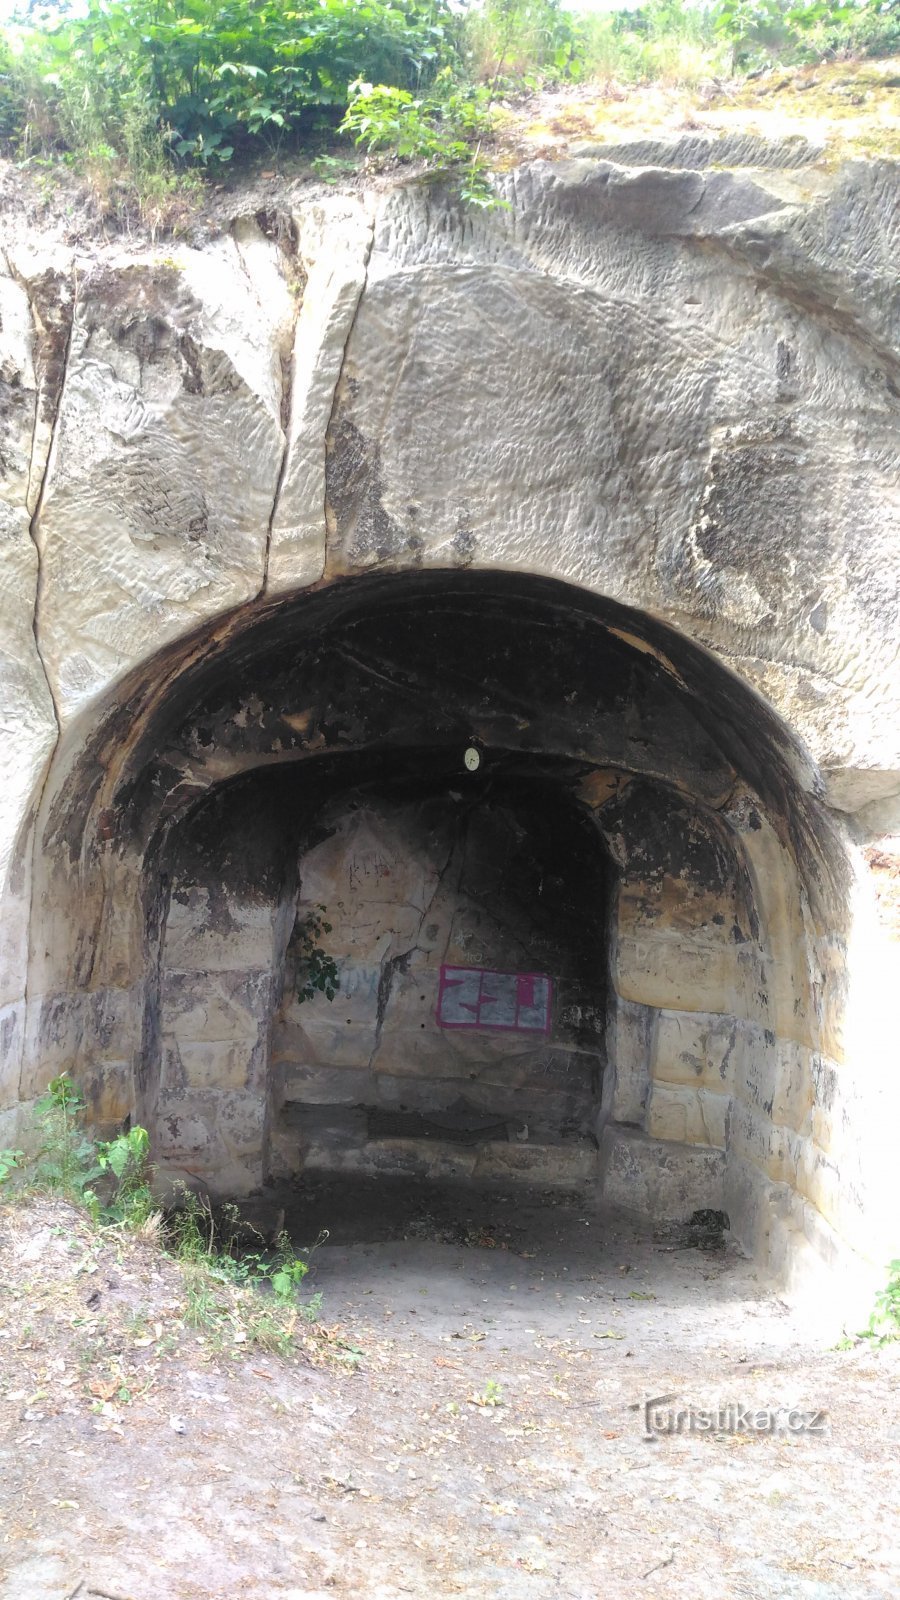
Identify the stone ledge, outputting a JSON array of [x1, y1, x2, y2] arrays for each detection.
[[598, 1124, 726, 1217], [569, 132, 822, 171]]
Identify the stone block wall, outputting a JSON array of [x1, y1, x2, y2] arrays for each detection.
[[152, 785, 297, 1193], [596, 781, 765, 1204]]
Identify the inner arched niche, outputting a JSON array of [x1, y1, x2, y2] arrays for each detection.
[[17, 570, 854, 1289], [155, 761, 612, 1192]]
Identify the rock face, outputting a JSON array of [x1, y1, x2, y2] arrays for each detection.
[[36, 226, 295, 723], [0, 145, 897, 1307], [327, 161, 900, 796]]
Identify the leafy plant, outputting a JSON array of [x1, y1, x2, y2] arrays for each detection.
[[341, 80, 443, 157], [293, 905, 340, 1004], [166, 1192, 265, 1276], [163, 1187, 326, 1354], [711, 0, 791, 67], [333, 1336, 365, 1367], [95, 1125, 155, 1227], [458, 157, 502, 208], [710, 0, 881, 68], [98, 1124, 148, 1177], [27, 1074, 156, 1226], [1, 0, 890, 214], [340, 76, 504, 205], [469, 1377, 504, 1406], [0, 1148, 24, 1186], [300, 1289, 325, 1323], [269, 1233, 310, 1300], [33, 1073, 102, 1198], [165, 1188, 322, 1307], [245, 1303, 298, 1355], [580, 0, 726, 84], [465, 0, 586, 87], [311, 150, 359, 182], [5, 0, 464, 170], [860, 1258, 900, 1344]]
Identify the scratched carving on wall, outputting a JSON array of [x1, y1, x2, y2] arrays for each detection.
[[437, 966, 553, 1034]]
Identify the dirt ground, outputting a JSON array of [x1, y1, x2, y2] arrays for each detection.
[[1, 1178, 899, 1600]]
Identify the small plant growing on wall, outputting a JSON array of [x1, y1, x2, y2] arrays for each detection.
[[294, 906, 340, 1005]]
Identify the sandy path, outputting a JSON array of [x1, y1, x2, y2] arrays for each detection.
[[1, 1181, 897, 1600]]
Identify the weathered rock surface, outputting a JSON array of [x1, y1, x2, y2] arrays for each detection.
[[327, 159, 900, 799], [267, 197, 373, 593], [0, 253, 62, 1043], [34, 223, 295, 723], [0, 143, 896, 1300]]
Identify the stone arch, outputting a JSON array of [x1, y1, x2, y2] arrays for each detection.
[[7, 567, 879, 1300]]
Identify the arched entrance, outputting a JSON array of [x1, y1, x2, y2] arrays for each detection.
[[13, 570, 874, 1293]]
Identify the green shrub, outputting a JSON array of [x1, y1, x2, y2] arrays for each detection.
[[341, 76, 488, 155], [7, 0, 463, 168], [0, 33, 27, 147], [269, 1234, 310, 1300], [861, 1258, 900, 1343], [292, 905, 340, 1005], [0, 1148, 24, 1186], [464, 0, 587, 85], [340, 76, 502, 204], [164, 1188, 321, 1307], [25, 1074, 156, 1225], [710, 0, 896, 69], [95, 1125, 155, 1228], [803, 0, 900, 60], [580, 1, 726, 84], [33, 1073, 103, 1199], [0, 0, 895, 216], [849, 2, 900, 58]]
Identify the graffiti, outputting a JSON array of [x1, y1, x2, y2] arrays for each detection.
[[336, 964, 381, 1001], [346, 851, 394, 890], [437, 966, 552, 1034]]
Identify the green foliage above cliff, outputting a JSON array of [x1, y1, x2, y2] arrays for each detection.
[[0, 0, 895, 208], [7, 0, 464, 166]]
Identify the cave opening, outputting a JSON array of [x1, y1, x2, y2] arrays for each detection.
[[23, 568, 847, 1277]]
